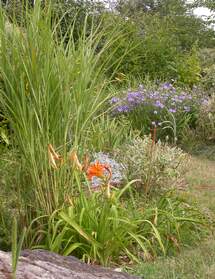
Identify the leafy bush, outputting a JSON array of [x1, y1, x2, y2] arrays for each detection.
[[28, 186, 209, 266], [174, 47, 201, 87], [199, 48, 215, 94], [115, 136, 188, 195], [195, 95, 215, 142], [139, 15, 180, 80], [109, 83, 207, 141], [199, 48, 215, 69], [201, 65, 215, 94], [101, 13, 144, 78], [101, 13, 199, 84]]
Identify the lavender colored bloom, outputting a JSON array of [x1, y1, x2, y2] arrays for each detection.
[[154, 100, 165, 109], [127, 91, 145, 104], [110, 97, 120, 104], [110, 82, 207, 134], [169, 108, 177, 113], [116, 105, 130, 113], [161, 82, 174, 90], [149, 93, 154, 99], [178, 95, 186, 100]]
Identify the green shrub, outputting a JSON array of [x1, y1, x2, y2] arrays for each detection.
[[199, 48, 215, 69], [175, 47, 201, 87], [199, 48, 215, 94], [115, 136, 188, 195], [195, 95, 215, 142], [28, 181, 151, 266], [140, 15, 180, 80], [28, 185, 209, 265], [201, 65, 215, 94], [101, 13, 144, 78]]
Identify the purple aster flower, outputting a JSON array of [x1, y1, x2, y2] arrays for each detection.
[[161, 82, 173, 90], [178, 95, 186, 100], [154, 100, 165, 109], [126, 91, 145, 106], [110, 97, 120, 104], [169, 108, 177, 113], [116, 105, 130, 113]]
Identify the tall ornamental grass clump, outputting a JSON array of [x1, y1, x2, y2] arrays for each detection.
[[0, 3, 121, 215]]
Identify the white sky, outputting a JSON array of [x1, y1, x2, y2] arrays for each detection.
[[193, 6, 215, 29], [193, 7, 213, 17]]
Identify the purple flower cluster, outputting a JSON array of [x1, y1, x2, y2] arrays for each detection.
[[110, 83, 208, 121], [110, 90, 146, 114]]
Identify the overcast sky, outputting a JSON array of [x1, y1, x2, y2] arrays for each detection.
[[193, 6, 215, 29], [193, 7, 214, 17]]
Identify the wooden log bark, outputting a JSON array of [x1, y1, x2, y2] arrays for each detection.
[[0, 249, 142, 279]]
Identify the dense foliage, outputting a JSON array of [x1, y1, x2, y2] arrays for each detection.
[[0, 0, 214, 274]]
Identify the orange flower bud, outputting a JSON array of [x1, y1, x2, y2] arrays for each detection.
[[48, 144, 63, 169], [69, 150, 83, 171]]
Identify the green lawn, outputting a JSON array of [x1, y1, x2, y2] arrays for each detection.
[[134, 238, 215, 279]]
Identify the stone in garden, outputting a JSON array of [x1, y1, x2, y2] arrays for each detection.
[[0, 249, 142, 279]]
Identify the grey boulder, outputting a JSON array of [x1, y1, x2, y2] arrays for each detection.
[[0, 249, 142, 279]]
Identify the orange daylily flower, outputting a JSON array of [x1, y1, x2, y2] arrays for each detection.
[[87, 161, 112, 181]]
